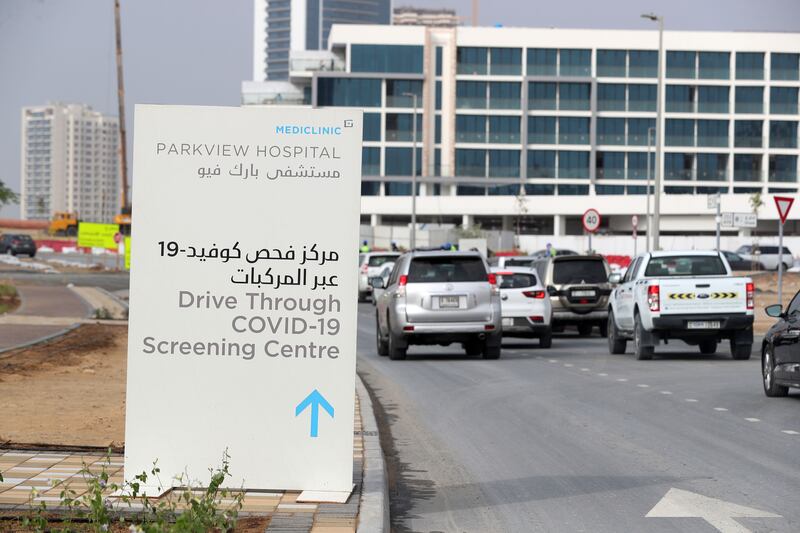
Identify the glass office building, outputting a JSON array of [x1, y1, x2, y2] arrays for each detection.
[[251, 24, 800, 235]]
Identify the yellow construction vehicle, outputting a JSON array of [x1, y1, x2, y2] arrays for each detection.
[[48, 212, 79, 237]]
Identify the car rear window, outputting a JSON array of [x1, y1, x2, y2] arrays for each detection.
[[552, 259, 607, 284], [644, 256, 727, 277], [408, 257, 487, 283], [368, 255, 397, 267], [13, 235, 33, 242], [504, 258, 534, 267], [497, 273, 537, 289]]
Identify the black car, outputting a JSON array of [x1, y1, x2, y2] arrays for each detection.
[[722, 251, 764, 271], [762, 296, 800, 397], [0, 234, 37, 257]]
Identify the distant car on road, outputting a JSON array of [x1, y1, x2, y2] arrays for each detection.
[[0, 234, 36, 257], [358, 252, 401, 301], [488, 255, 538, 269], [722, 251, 764, 271], [736, 245, 794, 271], [532, 254, 613, 337], [373, 251, 502, 360], [762, 295, 800, 397], [492, 267, 552, 348]]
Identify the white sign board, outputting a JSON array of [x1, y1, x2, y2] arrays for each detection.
[[582, 208, 601, 233], [707, 194, 719, 209], [125, 105, 362, 492], [721, 212, 758, 229]]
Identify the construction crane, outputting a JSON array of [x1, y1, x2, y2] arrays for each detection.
[[113, 0, 131, 234]]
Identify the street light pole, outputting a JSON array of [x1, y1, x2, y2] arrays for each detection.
[[642, 13, 664, 250], [403, 92, 418, 250], [646, 127, 654, 252]]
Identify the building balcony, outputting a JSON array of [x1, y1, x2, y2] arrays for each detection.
[[734, 136, 762, 148], [628, 100, 657, 112], [558, 133, 590, 144], [697, 136, 728, 148], [489, 132, 521, 143], [735, 102, 763, 114], [697, 102, 729, 114], [489, 98, 521, 110], [528, 133, 556, 144], [490, 64, 521, 76], [457, 63, 487, 75], [736, 68, 763, 80], [734, 169, 762, 181], [771, 102, 799, 115], [457, 97, 488, 109], [456, 131, 487, 143], [528, 99, 557, 110]]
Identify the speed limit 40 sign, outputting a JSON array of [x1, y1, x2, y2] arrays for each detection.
[[582, 209, 601, 233]]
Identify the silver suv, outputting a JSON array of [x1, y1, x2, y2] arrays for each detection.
[[372, 251, 502, 360]]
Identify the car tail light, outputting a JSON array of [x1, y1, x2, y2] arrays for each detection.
[[529, 316, 544, 323], [746, 282, 754, 310], [485, 324, 495, 331], [487, 273, 497, 285], [647, 284, 660, 312], [522, 290, 546, 299], [398, 275, 408, 286], [403, 325, 414, 332]]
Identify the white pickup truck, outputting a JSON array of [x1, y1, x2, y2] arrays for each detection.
[[607, 251, 754, 360]]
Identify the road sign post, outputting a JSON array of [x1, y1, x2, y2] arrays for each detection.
[[632, 215, 639, 257], [774, 196, 794, 306], [582, 209, 601, 253], [125, 105, 362, 494]]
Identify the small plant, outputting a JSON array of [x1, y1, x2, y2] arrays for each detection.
[[93, 307, 113, 320]]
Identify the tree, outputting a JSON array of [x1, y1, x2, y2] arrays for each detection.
[[0, 179, 19, 213]]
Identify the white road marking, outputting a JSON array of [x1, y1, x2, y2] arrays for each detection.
[[616, 378, 628, 382], [564, 363, 574, 367], [685, 398, 699, 402], [660, 391, 673, 395], [548, 359, 557, 363], [782, 430, 800, 435], [637, 384, 650, 388], [646, 488, 781, 533], [744, 418, 760, 423], [580, 367, 590, 371], [714, 407, 729, 412], [597, 373, 608, 376]]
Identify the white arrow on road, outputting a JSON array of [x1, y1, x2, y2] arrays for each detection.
[[646, 488, 781, 533]]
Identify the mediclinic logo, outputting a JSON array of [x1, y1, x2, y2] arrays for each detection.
[[275, 124, 344, 136]]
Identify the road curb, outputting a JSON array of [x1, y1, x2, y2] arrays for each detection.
[[355, 374, 390, 533], [0, 323, 82, 356]]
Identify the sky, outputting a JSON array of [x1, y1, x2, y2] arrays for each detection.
[[1, 0, 799, 218]]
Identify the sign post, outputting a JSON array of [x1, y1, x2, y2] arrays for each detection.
[[774, 196, 794, 306], [582, 208, 601, 253], [708, 193, 721, 252], [125, 105, 362, 494], [632, 215, 639, 257]]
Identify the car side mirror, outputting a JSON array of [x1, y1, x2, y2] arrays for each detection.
[[546, 285, 557, 296], [369, 276, 385, 289], [765, 304, 783, 318], [608, 273, 622, 284]]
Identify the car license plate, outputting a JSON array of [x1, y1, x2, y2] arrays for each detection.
[[502, 318, 514, 327], [687, 321, 721, 329], [572, 290, 596, 297], [439, 295, 460, 308]]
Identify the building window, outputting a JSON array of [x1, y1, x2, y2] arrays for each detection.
[[596, 151, 625, 179], [435, 115, 441, 144], [771, 53, 800, 81], [527, 150, 556, 178], [736, 52, 764, 80], [489, 82, 520, 109], [455, 149, 486, 177], [317, 78, 380, 107], [667, 51, 696, 79], [770, 121, 798, 148], [734, 120, 763, 148], [665, 153, 694, 180], [457, 47, 488, 75], [627, 152, 655, 179], [770, 87, 798, 115], [698, 52, 729, 79], [697, 120, 728, 147], [627, 118, 656, 146], [666, 119, 695, 146], [363, 113, 381, 142], [489, 116, 520, 143], [597, 118, 625, 145], [488, 149, 520, 177], [558, 117, 590, 145], [559, 49, 591, 77], [351, 44, 423, 73], [456, 115, 487, 143], [697, 154, 727, 181], [597, 50, 626, 77], [362, 147, 380, 176], [558, 82, 590, 110], [435, 81, 442, 110], [598, 83, 626, 111], [528, 116, 556, 144], [385, 79, 422, 108], [385, 114, 422, 142], [435, 46, 443, 76], [666, 85, 694, 112], [734, 154, 761, 182], [456, 81, 487, 109], [528, 82, 556, 110], [628, 84, 656, 111], [769, 155, 797, 182], [527, 48, 557, 76], [629, 50, 658, 78], [385, 147, 421, 176], [697, 86, 728, 113], [735, 86, 763, 114], [558, 184, 590, 195], [490, 48, 521, 75], [558, 151, 589, 178]]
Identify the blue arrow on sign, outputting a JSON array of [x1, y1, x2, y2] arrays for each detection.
[[295, 389, 335, 438]]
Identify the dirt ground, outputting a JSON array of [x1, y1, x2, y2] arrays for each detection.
[[752, 271, 800, 335], [0, 324, 127, 448]]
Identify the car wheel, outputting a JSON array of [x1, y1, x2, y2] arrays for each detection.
[[539, 329, 553, 349], [634, 313, 653, 360], [464, 340, 482, 357], [376, 312, 388, 356], [699, 340, 717, 355], [388, 321, 407, 361], [762, 345, 789, 397], [598, 320, 608, 338], [730, 340, 751, 360], [607, 310, 627, 355], [482, 343, 501, 360], [577, 323, 593, 336]]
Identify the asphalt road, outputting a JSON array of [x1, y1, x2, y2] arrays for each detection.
[[356, 303, 800, 533]]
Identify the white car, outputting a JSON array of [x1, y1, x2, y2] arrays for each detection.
[[608, 251, 754, 360], [492, 267, 553, 348], [358, 252, 401, 301], [736, 244, 794, 271]]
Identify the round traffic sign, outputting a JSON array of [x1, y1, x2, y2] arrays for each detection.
[[114, 232, 122, 244], [631, 215, 639, 227], [582, 209, 601, 233]]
